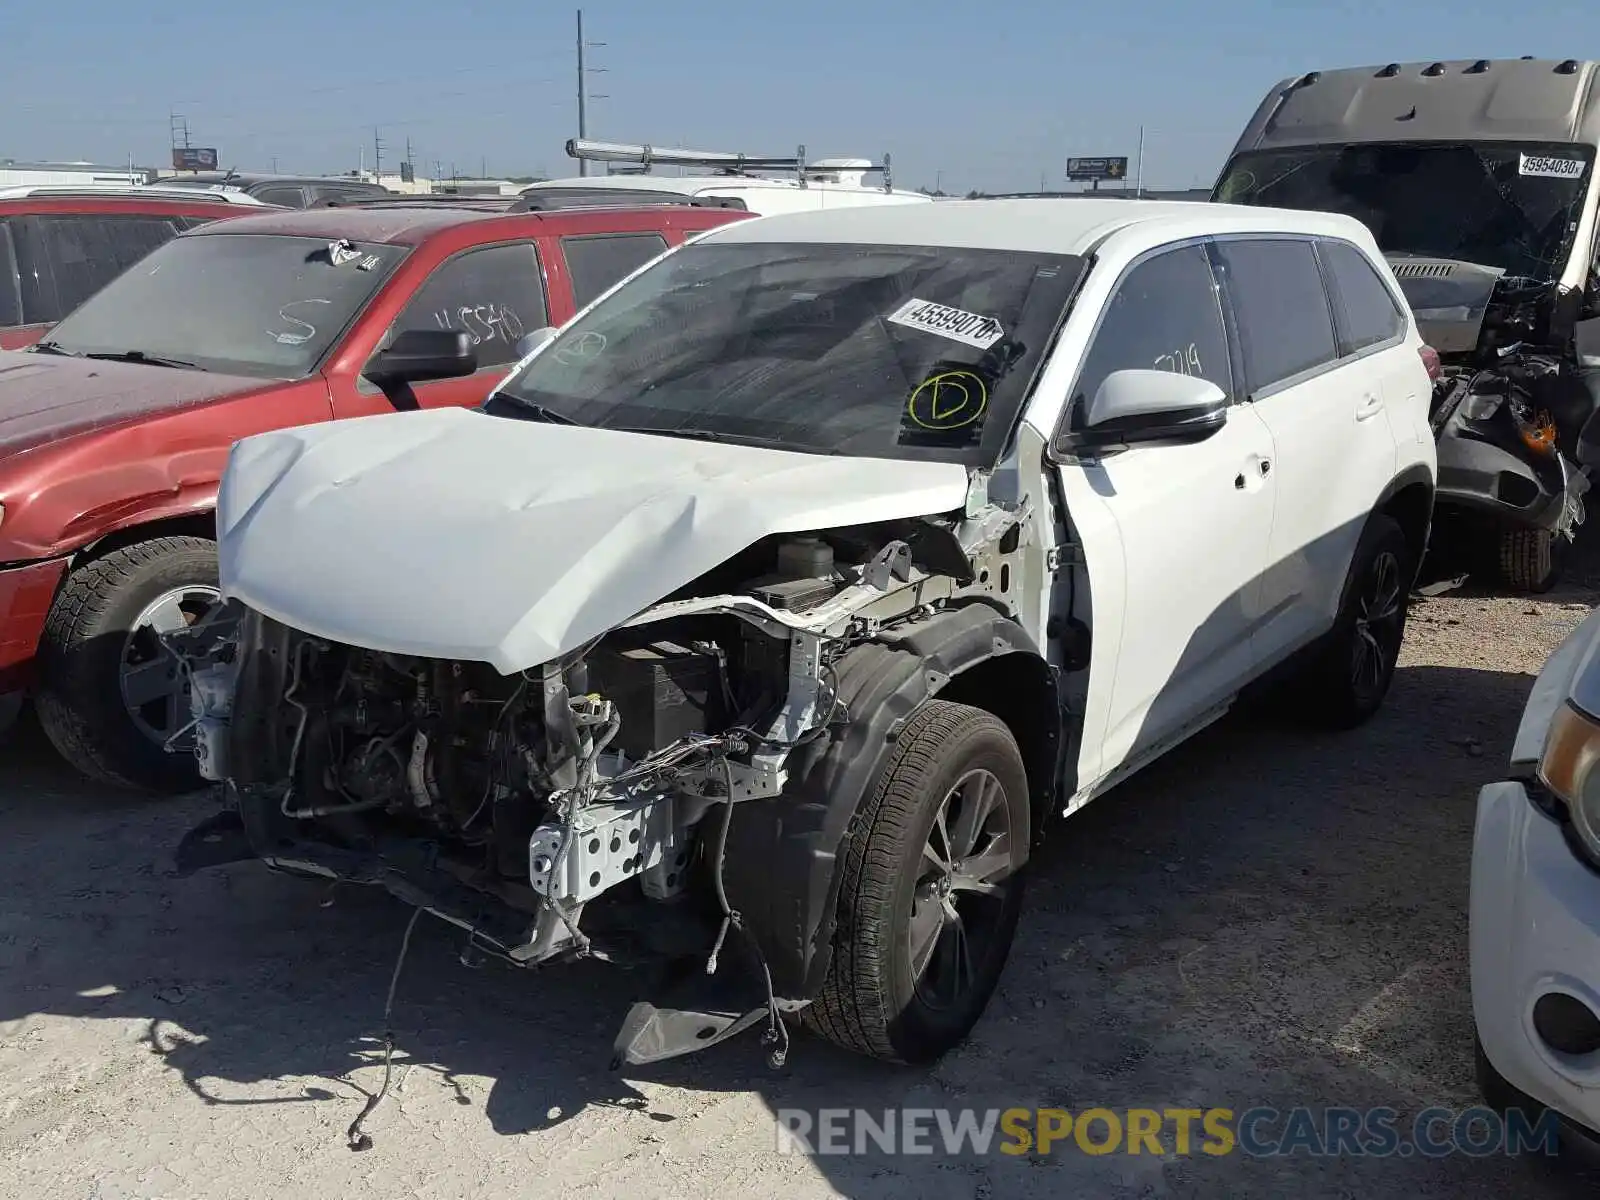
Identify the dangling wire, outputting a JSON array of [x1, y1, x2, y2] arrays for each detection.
[[347, 906, 423, 1151]]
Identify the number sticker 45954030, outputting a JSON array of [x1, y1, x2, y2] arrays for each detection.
[[1519, 153, 1586, 180]]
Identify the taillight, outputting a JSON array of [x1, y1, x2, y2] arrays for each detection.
[[1418, 345, 1442, 381]]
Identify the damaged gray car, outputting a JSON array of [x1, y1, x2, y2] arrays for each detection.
[[177, 199, 1435, 1069]]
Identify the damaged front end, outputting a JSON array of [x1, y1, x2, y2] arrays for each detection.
[[1396, 257, 1594, 546], [177, 504, 1037, 1067]]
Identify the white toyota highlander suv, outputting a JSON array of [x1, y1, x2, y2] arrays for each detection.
[[178, 199, 1438, 1070]]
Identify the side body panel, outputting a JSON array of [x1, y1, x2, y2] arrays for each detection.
[[0, 378, 334, 561]]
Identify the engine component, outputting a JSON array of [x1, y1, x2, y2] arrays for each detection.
[[775, 533, 835, 579], [748, 577, 837, 611], [586, 639, 724, 760], [191, 661, 238, 781]]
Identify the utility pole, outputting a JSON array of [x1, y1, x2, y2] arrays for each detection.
[[372, 127, 385, 182], [576, 9, 609, 176], [577, 10, 588, 175], [1135, 125, 1146, 198]]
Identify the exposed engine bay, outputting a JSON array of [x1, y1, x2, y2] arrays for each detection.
[[184, 505, 1039, 978]]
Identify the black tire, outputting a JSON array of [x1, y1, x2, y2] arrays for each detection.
[[0, 692, 21, 747], [34, 537, 219, 792], [1500, 525, 1565, 594], [804, 700, 1030, 1064], [1475, 1034, 1531, 1116], [1297, 514, 1411, 729]]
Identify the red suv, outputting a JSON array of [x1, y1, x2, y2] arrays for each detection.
[[0, 190, 271, 349], [0, 197, 751, 788]]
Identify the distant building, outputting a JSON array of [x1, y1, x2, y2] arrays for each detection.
[[0, 160, 156, 188], [365, 172, 525, 197]]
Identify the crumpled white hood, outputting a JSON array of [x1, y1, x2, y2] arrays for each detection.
[[217, 407, 970, 673]]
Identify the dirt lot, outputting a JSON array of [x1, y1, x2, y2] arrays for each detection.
[[7, 564, 1600, 1199]]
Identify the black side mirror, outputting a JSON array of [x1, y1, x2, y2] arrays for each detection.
[[363, 329, 478, 411]]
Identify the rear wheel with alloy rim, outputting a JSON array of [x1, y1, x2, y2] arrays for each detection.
[[1298, 513, 1411, 729], [805, 700, 1030, 1064]]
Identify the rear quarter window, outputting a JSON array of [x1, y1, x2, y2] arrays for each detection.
[[252, 186, 308, 208], [1318, 239, 1406, 355]]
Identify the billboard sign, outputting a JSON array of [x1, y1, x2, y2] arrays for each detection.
[[1065, 156, 1129, 182], [171, 147, 219, 172]]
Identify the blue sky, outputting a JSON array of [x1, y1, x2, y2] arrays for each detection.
[[6, 1, 1598, 191]]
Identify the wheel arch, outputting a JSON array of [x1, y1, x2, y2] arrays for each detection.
[[75, 511, 217, 567], [1375, 464, 1435, 585], [722, 602, 1064, 1001]]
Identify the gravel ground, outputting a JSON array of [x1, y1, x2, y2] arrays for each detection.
[[7, 553, 1600, 1199]]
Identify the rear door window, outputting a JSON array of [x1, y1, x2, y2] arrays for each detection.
[[389, 242, 549, 369], [1070, 242, 1235, 412], [1214, 238, 1339, 393], [12, 215, 184, 324], [1318, 239, 1405, 355], [561, 232, 670, 309], [253, 186, 308, 208]]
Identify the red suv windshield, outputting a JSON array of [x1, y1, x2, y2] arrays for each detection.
[[38, 233, 407, 377]]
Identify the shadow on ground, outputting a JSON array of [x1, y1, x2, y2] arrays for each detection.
[[5, 652, 1600, 1197]]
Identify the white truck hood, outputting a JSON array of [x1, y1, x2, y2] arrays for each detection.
[[217, 407, 971, 673]]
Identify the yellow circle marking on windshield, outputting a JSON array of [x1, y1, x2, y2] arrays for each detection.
[[907, 371, 989, 431]]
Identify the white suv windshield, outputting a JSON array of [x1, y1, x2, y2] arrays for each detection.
[[1214, 141, 1594, 281], [38, 233, 406, 377], [490, 240, 1086, 465]]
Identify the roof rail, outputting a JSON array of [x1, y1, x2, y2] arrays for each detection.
[[0, 183, 270, 205], [320, 194, 521, 210], [564, 138, 895, 192], [319, 192, 748, 215]]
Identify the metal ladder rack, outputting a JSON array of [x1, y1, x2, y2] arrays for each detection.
[[564, 139, 895, 192]]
